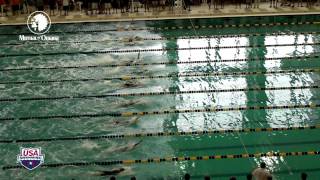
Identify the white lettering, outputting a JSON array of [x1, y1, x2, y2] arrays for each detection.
[[18, 35, 38, 41], [18, 35, 60, 41]]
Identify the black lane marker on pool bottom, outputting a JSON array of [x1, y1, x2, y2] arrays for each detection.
[[2, 150, 319, 170], [0, 124, 318, 144], [0, 55, 318, 72], [0, 103, 318, 122], [0, 68, 319, 85], [0, 42, 319, 57], [1, 31, 319, 46], [0, 85, 318, 103]]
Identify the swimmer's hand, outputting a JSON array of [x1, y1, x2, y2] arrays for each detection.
[[92, 167, 125, 176], [122, 140, 143, 152], [112, 117, 139, 126], [133, 139, 143, 148], [130, 117, 139, 125]]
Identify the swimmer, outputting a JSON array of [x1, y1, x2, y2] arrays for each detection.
[[113, 116, 139, 126], [92, 167, 125, 176], [121, 36, 143, 42], [252, 162, 272, 180], [133, 36, 143, 41], [113, 99, 142, 108], [120, 59, 139, 65], [301, 172, 308, 180], [109, 96, 147, 108], [134, 66, 154, 76], [137, 51, 141, 60], [121, 36, 133, 43], [122, 80, 143, 88], [114, 140, 142, 152], [184, 173, 191, 180], [117, 26, 125, 31], [121, 36, 144, 46], [90, 166, 134, 176], [104, 140, 142, 154]]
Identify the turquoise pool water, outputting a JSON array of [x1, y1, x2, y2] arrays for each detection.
[[0, 15, 319, 179]]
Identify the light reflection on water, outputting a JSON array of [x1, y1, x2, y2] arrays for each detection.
[[172, 29, 319, 177]]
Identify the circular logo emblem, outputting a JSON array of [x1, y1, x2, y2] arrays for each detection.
[[27, 11, 51, 35]]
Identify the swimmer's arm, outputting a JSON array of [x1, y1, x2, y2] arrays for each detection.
[[133, 139, 143, 148], [91, 171, 112, 176], [91, 169, 123, 176]]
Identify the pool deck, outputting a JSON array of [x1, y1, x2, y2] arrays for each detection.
[[0, 2, 320, 25]]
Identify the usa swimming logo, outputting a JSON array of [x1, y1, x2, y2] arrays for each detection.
[[17, 147, 45, 170]]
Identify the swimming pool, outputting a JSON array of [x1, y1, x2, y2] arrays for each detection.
[[0, 14, 319, 179]]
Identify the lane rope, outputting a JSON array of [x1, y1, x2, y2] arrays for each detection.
[[0, 124, 318, 144], [0, 55, 318, 72], [1, 31, 320, 46], [0, 42, 319, 57], [0, 85, 318, 103], [0, 103, 319, 122], [2, 150, 319, 170], [1, 68, 319, 85]]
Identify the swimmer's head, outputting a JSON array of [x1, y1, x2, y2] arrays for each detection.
[[130, 117, 139, 124], [117, 27, 124, 31], [134, 36, 142, 40], [124, 81, 138, 87], [184, 173, 190, 180], [260, 162, 266, 168], [301, 173, 308, 180], [119, 167, 125, 171], [130, 99, 141, 104]]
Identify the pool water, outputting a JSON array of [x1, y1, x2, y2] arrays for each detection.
[[0, 15, 319, 179]]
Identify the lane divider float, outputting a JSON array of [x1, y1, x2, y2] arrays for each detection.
[[0, 55, 318, 72], [0, 42, 319, 57], [0, 85, 318, 102], [0, 103, 318, 122], [1, 68, 319, 85], [0, 124, 318, 144], [2, 150, 319, 170], [1, 31, 319, 46]]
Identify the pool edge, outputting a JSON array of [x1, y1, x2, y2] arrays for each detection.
[[0, 11, 319, 26]]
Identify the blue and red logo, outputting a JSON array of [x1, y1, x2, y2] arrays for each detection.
[[17, 148, 45, 170]]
